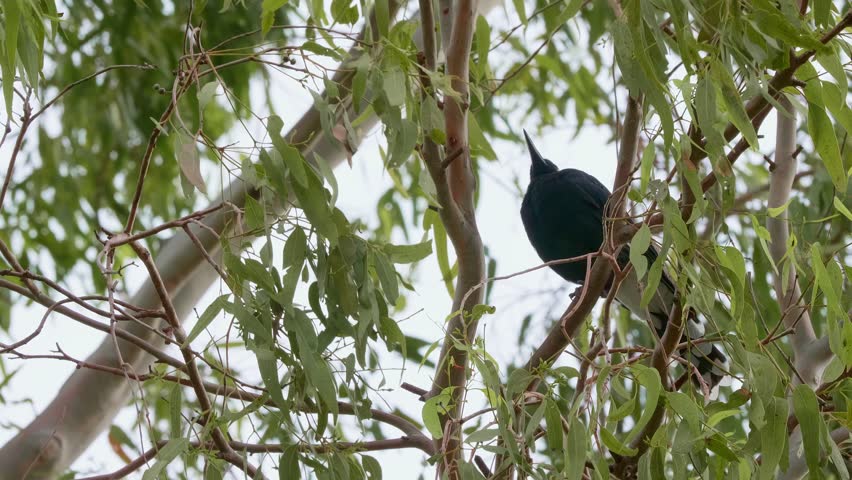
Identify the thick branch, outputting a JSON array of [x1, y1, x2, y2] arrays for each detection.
[[77, 436, 426, 480], [424, 0, 485, 475], [766, 97, 824, 386]]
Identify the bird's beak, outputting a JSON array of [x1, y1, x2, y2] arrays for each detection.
[[523, 130, 545, 167]]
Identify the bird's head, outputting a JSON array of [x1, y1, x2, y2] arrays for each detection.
[[523, 130, 558, 179]]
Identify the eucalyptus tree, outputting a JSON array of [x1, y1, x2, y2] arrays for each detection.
[[0, 0, 850, 479]]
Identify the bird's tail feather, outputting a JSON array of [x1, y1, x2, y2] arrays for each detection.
[[682, 315, 728, 388], [618, 268, 728, 388]]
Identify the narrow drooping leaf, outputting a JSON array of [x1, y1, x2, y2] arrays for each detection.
[[384, 240, 432, 264], [141, 438, 190, 480], [629, 224, 651, 280], [792, 385, 822, 475]]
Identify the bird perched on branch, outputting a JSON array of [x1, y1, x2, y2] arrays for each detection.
[[519, 130, 726, 387]]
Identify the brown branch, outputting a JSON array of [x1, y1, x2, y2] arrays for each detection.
[[0, 88, 32, 214], [422, 0, 486, 476], [76, 435, 428, 480], [102, 203, 224, 248], [123, 55, 202, 234], [0, 278, 185, 370], [127, 240, 250, 471], [10, 347, 433, 455]]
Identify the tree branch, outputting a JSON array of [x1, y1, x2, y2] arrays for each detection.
[[76, 436, 426, 480], [766, 96, 824, 386], [423, 0, 486, 475]]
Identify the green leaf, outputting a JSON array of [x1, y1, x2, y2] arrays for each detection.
[[834, 197, 852, 221], [662, 197, 691, 254], [666, 391, 701, 434], [512, 0, 527, 24], [173, 132, 206, 194], [824, 419, 850, 480], [707, 408, 740, 428], [759, 397, 788, 480], [362, 455, 382, 480], [385, 240, 432, 264], [792, 385, 822, 475], [468, 114, 497, 161], [600, 427, 638, 456], [244, 195, 265, 231], [389, 118, 418, 167], [280, 445, 301, 480], [260, 148, 288, 197], [384, 69, 406, 107], [639, 142, 655, 195], [3, 0, 20, 114], [261, 0, 288, 35], [626, 365, 662, 444], [420, 96, 445, 144], [466, 428, 499, 444], [255, 347, 288, 412], [301, 348, 338, 415], [694, 75, 724, 161], [564, 416, 587, 479], [183, 295, 228, 347], [544, 398, 563, 451], [268, 115, 308, 187], [302, 41, 343, 61], [629, 224, 651, 280], [423, 390, 451, 438], [823, 82, 852, 137], [711, 60, 759, 149], [816, 47, 847, 92], [641, 251, 664, 308], [283, 227, 308, 270], [330, 0, 358, 24], [373, 252, 399, 304], [810, 244, 843, 317], [141, 438, 189, 480], [506, 368, 533, 397], [168, 382, 182, 436], [812, 0, 831, 27], [291, 169, 338, 244], [752, 0, 823, 50], [767, 198, 792, 218], [197, 81, 218, 111], [313, 152, 339, 206], [475, 15, 491, 66], [375, 0, 389, 37], [806, 101, 846, 192]]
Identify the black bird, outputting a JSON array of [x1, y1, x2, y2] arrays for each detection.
[[520, 131, 726, 387]]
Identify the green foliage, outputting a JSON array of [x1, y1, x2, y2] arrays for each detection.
[[0, 0, 851, 478]]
